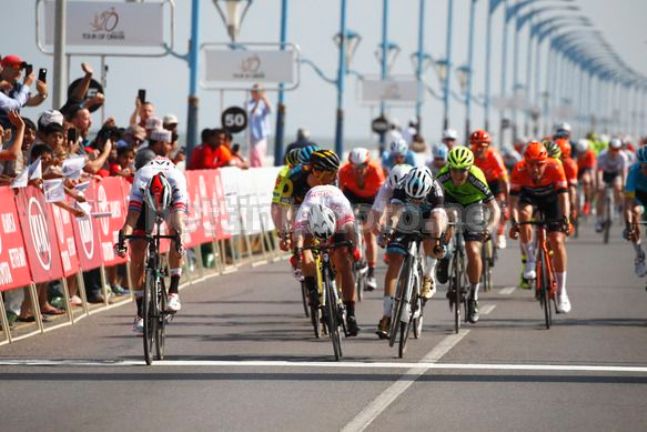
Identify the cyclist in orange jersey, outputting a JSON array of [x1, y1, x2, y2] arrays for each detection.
[[470, 129, 510, 249], [339, 147, 386, 290], [555, 138, 579, 223], [508, 141, 572, 314], [575, 139, 597, 216]]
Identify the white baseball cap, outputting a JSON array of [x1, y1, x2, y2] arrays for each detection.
[[442, 129, 458, 140], [37, 110, 64, 130], [163, 114, 178, 125]]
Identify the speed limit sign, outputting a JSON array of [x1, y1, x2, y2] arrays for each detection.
[[221, 106, 248, 134]]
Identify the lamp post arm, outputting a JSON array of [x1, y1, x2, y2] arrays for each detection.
[[299, 58, 337, 85]]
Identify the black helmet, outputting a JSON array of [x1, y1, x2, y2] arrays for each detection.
[[309, 149, 340, 171]]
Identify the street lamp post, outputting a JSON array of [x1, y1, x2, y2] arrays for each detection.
[[415, 0, 426, 131], [185, 0, 201, 158], [442, 0, 454, 130], [464, 0, 478, 141], [334, 0, 349, 157], [274, 0, 288, 166]]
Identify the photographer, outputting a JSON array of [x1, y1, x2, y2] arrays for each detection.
[[0, 55, 47, 123]]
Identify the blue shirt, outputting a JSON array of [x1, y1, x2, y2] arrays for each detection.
[[246, 99, 271, 141], [381, 150, 416, 171], [626, 163, 647, 197]]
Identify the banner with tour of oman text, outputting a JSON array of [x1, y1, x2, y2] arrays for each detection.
[[0, 188, 31, 291]]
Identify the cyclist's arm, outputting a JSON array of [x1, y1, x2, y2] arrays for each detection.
[[558, 191, 570, 223], [509, 192, 520, 225], [384, 202, 404, 233], [121, 208, 141, 237]]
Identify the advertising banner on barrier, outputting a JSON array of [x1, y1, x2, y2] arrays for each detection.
[[212, 170, 231, 240], [95, 177, 128, 266], [51, 203, 80, 278], [218, 167, 242, 237], [14, 186, 64, 284], [185, 170, 215, 247], [0, 187, 31, 291], [73, 181, 103, 271]]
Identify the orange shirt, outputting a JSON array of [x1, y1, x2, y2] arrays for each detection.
[[562, 157, 578, 186], [338, 160, 385, 199], [474, 147, 508, 183], [510, 159, 568, 199], [577, 149, 596, 171], [189, 144, 232, 170]]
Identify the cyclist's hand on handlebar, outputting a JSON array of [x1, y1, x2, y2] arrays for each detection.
[[279, 236, 292, 252], [378, 228, 394, 248], [114, 242, 127, 258], [508, 223, 519, 240]]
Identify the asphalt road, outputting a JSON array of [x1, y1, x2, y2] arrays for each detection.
[[1, 219, 646, 432]]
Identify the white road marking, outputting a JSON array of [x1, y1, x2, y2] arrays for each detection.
[[480, 304, 497, 315], [1, 358, 647, 373], [499, 286, 517, 295], [341, 330, 470, 432]]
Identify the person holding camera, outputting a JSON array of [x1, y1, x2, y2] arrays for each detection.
[[0, 55, 48, 124], [246, 83, 272, 167]]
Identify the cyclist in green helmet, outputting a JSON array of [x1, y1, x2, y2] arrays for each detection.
[[436, 146, 500, 324]]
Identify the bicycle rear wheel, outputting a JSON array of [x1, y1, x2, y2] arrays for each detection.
[[324, 268, 343, 361], [143, 269, 156, 365], [155, 278, 166, 360], [481, 240, 491, 292]]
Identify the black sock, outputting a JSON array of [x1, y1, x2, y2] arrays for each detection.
[[305, 276, 316, 293], [344, 301, 355, 317], [368, 267, 375, 278], [136, 297, 143, 317], [169, 275, 180, 294]]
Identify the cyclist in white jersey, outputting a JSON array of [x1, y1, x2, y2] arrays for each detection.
[[117, 154, 187, 333], [595, 138, 627, 232], [293, 184, 362, 336], [369, 164, 413, 234]]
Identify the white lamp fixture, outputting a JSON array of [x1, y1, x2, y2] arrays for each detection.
[[333, 30, 362, 67], [213, 0, 253, 42]]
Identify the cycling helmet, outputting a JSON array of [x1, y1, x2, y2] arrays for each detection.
[[447, 146, 475, 170], [442, 128, 458, 140], [309, 204, 336, 240], [387, 164, 413, 188], [609, 138, 623, 150], [349, 147, 370, 165], [404, 166, 434, 199], [637, 147, 647, 163], [544, 140, 562, 159], [144, 173, 172, 213], [285, 148, 301, 167], [389, 138, 409, 156], [310, 149, 340, 171], [524, 141, 548, 162], [469, 129, 491, 145], [556, 138, 572, 159], [554, 122, 572, 134], [432, 144, 449, 161], [298, 144, 319, 164], [576, 139, 589, 153]]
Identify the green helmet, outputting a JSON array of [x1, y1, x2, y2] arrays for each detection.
[[543, 140, 562, 159], [447, 146, 474, 170]]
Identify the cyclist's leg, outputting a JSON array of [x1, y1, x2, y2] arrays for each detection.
[[518, 200, 536, 279], [301, 236, 318, 304], [464, 237, 483, 323], [546, 196, 571, 312], [332, 231, 360, 335], [377, 234, 406, 335], [362, 212, 379, 288], [167, 211, 185, 296], [129, 239, 147, 317], [595, 174, 608, 229], [629, 201, 646, 276], [613, 176, 624, 213], [421, 209, 447, 296]]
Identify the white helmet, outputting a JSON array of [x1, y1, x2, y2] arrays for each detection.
[[554, 122, 572, 133], [309, 204, 336, 240], [576, 139, 589, 153], [442, 128, 458, 140], [387, 164, 413, 188], [144, 173, 172, 213], [404, 166, 434, 199], [349, 147, 369, 165], [609, 138, 623, 150], [389, 137, 409, 156]]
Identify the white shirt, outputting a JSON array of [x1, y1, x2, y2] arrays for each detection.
[[129, 156, 188, 213], [294, 185, 355, 234], [597, 150, 627, 174], [372, 182, 395, 214]]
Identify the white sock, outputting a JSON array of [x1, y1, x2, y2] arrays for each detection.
[[383, 296, 394, 317], [425, 256, 437, 279], [522, 243, 536, 263], [470, 282, 480, 301], [556, 272, 567, 294]]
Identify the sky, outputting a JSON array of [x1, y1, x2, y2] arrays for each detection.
[[3, 0, 647, 147]]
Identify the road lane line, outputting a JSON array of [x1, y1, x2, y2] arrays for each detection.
[[480, 304, 496, 315], [2, 359, 647, 373], [340, 330, 470, 432], [499, 286, 516, 295]]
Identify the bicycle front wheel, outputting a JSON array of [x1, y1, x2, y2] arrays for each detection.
[[389, 258, 410, 348], [603, 195, 611, 244], [323, 269, 343, 361], [452, 252, 461, 334], [481, 240, 491, 292], [300, 281, 310, 318], [538, 253, 552, 329], [155, 278, 167, 361], [143, 269, 157, 365]]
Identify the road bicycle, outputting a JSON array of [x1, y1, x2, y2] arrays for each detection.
[[387, 232, 427, 358], [602, 184, 614, 244], [122, 225, 180, 365], [445, 222, 469, 334], [480, 230, 496, 293], [519, 214, 558, 329], [305, 239, 352, 361]]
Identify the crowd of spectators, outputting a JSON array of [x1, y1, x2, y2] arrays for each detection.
[[0, 55, 252, 328]]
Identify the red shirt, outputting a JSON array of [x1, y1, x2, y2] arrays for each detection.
[[577, 150, 596, 171], [338, 161, 385, 199], [510, 159, 568, 199], [474, 147, 508, 183], [109, 163, 134, 183], [189, 144, 232, 170], [562, 158, 578, 187]]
